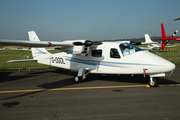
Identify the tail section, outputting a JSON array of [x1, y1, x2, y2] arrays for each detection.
[[152, 23, 180, 50], [160, 23, 167, 50], [143, 34, 158, 44], [28, 31, 50, 58], [160, 40, 167, 50], [28, 31, 41, 41], [161, 23, 167, 40], [145, 34, 153, 43]]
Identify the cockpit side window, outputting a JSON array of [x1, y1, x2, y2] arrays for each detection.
[[119, 43, 144, 56], [110, 48, 120, 58], [91, 49, 102, 57]]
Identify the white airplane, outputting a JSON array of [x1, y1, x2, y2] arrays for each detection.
[[139, 34, 161, 50], [0, 31, 176, 87]]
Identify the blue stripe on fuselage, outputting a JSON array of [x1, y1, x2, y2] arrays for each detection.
[[64, 57, 161, 68]]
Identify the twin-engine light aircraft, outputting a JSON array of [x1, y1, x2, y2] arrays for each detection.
[[0, 31, 176, 87]]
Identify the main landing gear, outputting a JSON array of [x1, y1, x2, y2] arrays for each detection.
[[149, 77, 158, 87], [74, 76, 83, 83], [74, 68, 90, 83]]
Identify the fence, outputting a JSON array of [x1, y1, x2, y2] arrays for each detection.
[[0, 54, 54, 71], [0, 51, 180, 71]]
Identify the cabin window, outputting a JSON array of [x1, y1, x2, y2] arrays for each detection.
[[110, 48, 120, 58], [119, 43, 144, 56], [91, 49, 102, 57]]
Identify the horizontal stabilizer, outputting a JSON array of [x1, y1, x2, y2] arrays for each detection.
[[8, 59, 37, 63]]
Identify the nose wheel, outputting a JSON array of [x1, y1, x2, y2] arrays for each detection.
[[149, 77, 158, 87]]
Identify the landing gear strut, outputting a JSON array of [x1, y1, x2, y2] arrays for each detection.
[[149, 77, 158, 87]]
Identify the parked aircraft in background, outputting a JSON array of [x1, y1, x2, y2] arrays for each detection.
[[108, 23, 179, 51], [150, 23, 180, 51], [0, 31, 176, 87], [140, 34, 177, 50], [0, 45, 6, 50]]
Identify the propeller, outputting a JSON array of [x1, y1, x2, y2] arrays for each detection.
[[174, 18, 180, 21]]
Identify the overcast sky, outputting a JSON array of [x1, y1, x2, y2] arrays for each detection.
[[0, 0, 180, 41]]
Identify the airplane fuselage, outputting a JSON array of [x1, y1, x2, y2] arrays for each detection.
[[36, 42, 175, 76]]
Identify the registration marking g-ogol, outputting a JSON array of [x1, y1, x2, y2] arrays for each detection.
[[0, 84, 180, 94]]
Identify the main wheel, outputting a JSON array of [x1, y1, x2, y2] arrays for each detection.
[[149, 77, 158, 87], [74, 76, 82, 83]]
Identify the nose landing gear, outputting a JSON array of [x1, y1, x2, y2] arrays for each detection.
[[149, 77, 158, 87]]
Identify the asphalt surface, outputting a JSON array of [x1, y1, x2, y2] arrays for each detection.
[[0, 67, 180, 120]]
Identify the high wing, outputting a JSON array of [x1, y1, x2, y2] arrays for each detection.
[[0, 31, 102, 55], [0, 39, 73, 47]]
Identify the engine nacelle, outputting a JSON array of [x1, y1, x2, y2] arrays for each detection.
[[64, 46, 84, 54], [130, 41, 141, 45], [58, 40, 94, 55]]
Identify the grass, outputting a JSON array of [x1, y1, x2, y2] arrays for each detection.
[[0, 49, 60, 55], [0, 48, 60, 70]]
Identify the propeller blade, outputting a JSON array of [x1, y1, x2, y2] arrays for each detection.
[[172, 30, 178, 37], [174, 18, 180, 21]]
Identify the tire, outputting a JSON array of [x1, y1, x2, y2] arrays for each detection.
[[149, 77, 158, 87], [74, 76, 82, 83]]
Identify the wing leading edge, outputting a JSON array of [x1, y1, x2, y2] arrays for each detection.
[[0, 31, 102, 48], [0, 39, 73, 47], [0, 31, 102, 55]]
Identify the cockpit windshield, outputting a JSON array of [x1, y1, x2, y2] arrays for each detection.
[[119, 43, 144, 56]]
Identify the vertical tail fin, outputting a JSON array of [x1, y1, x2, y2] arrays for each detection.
[[161, 23, 167, 39], [28, 31, 50, 58], [145, 34, 153, 43], [160, 23, 167, 50], [28, 31, 41, 41]]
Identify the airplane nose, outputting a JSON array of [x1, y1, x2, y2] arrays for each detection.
[[135, 51, 176, 73], [148, 52, 176, 73], [164, 60, 176, 72]]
